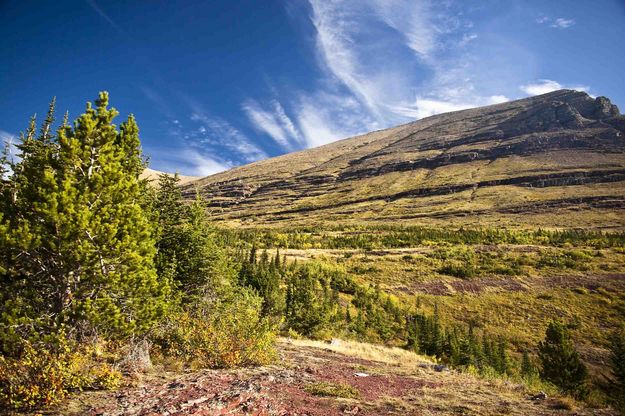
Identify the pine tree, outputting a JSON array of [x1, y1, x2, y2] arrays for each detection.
[[521, 350, 538, 379], [538, 321, 588, 395], [153, 175, 233, 298], [181, 193, 233, 293], [608, 330, 625, 402], [285, 265, 337, 337], [0, 93, 170, 346]]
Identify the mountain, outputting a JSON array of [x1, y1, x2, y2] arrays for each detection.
[[183, 90, 625, 229], [141, 168, 200, 185]]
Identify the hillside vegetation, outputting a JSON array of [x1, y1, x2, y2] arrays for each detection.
[[184, 89, 625, 230], [1, 92, 624, 414]]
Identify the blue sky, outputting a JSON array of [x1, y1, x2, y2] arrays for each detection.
[[1, 1, 624, 176]]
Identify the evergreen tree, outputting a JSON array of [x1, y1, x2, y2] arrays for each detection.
[[521, 350, 538, 379], [608, 330, 625, 402], [538, 321, 588, 395], [153, 176, 232, 298], [0, 93, 170, 348], [285, 264, 337, 337]]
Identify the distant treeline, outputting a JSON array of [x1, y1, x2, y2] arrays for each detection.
[[220, 225, 625, 250]]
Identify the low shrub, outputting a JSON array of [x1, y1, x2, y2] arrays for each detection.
[[439, 262, 476, 279], [152, 286, 277, 369], [0, 336, 121, 411]]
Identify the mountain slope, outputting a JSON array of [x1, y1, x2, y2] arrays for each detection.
[[183, 90, 625, 229], [141, 168, 200, 185]]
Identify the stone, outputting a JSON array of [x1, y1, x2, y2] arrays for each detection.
[[529, 391, 548, 401]]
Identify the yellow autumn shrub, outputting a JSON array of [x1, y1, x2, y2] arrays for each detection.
[[152, 286, 277, 369], [0, 337, 121, 411]]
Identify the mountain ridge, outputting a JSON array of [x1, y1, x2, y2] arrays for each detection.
[[182, 90, 625, 229]]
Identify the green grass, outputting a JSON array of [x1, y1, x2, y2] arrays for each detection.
[[304, 381, 360, 399]]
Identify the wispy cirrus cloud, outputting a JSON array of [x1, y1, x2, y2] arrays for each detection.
[[152, 1, 590, 174], [371, 0, 437, 59], [189, 113, 268, 163], [536, 15, 576, 29], [146, 145, 231, 177], [242, 99, 302, 151], [0, 130, 15, 145], [520, 79, 589, 96], [241, 0, 512, 149], [551, 18, 575, 29], [85, 0, 125, 34], [394, 95, 509, 120]]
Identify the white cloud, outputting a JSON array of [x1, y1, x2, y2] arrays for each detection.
[[295, 91, 381, 148], [371, 0, 436, 58], [272, 101, 304, 146], [86, 0, 124, 34], [1, 130, 20, 176], [296, 103, 345, 148], [520, 79, 589, 96], [458, 33, 478, 47], [0, 130, 18, 159], [240, 0, 540, 154], [550, 18, 575, 29], [536, 16, 576, 29], [147, 146, 230, 177], [302, 0, 507, 128], [394, 95, 509, 119], [190, 113, 268, 163], [0, 130, 15, 144], [180, 149, 230, 176], [242, 99, 301, 150], [309, 0, 383, 116]]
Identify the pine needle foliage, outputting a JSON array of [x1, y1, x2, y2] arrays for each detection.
[[538, 321, 588, 396], [0, 93, 170, 350]]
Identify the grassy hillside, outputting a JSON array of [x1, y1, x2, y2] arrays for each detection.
[[183, 89, 625, 229], [222, 226, 625, 385]]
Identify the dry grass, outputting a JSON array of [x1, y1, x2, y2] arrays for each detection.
[[279, 337, 602, 415], [280, 337, 432, 369]]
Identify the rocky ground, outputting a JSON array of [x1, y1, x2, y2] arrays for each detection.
[[42, 339, 618, 416]]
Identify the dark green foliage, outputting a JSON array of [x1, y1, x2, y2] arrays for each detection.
[[238, 247, 285, 316], [153, 178, 232, 298], [407, 308, 442, 356], [538, 321, 588, 396], [406, 306, 511, 376], [349, 284, 405, 342], [608, 330, 625, 404], [521, 350, 538, 379], [221, 225, 625, 251], [285, 263, 341, 337], [0, 93, 170, 349]]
